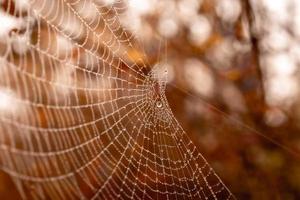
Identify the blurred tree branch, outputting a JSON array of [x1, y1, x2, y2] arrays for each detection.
[[236, 0, 268, 125]]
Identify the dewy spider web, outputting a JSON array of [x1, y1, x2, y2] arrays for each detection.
[[0, 0, 234, 199]]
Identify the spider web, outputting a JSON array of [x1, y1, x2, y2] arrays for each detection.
[[0, 0, 234, 199]]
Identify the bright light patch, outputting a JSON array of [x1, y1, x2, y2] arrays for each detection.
[[178, 0, 201, 24], [128, 0, 155, 15], [293, 0, 300, 37], [62, 17, 82, 38], [76, 1, 98, 20], [189, 15, 211, 45], [184, 59, 214, 97], [12, 34, 30, 55], [102, 0, 116, 5], [14, 0, 29, 11], [56, 34, 74, 56], [0, 89, 16, 112], [265, 76, 298, 108], [262, 0, 287, 14], [216, 0, 241, 23], [158, 18, 178, 38], [261, 29, 290, 51], [264, 53, 296, 76], [262, 0, 289, 23], [0, 12, 21, 38]]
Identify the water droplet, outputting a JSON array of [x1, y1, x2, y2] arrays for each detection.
[[156, 101, 162, 108]]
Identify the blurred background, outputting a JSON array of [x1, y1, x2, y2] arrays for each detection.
[[123, 0, 300, 199], [1, 0, 300, 199]]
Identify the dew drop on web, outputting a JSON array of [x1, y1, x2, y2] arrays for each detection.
[[156, 100, 163, 108]]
